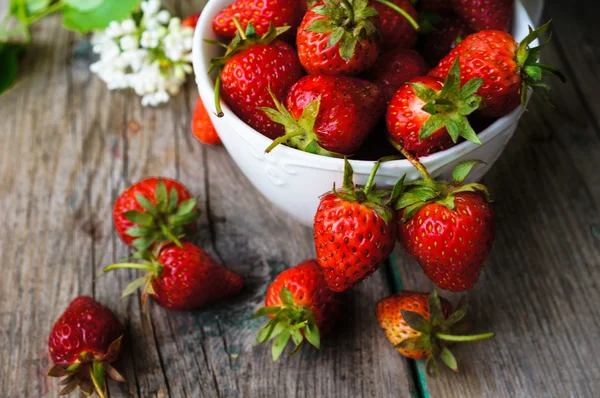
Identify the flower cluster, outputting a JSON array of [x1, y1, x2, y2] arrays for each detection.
[[90, 0, 194, 106]]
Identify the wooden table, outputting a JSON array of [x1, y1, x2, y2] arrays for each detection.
[[1, 0, 599, 396]]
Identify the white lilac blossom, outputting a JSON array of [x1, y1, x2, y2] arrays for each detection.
[[90, 0, 195, 107]]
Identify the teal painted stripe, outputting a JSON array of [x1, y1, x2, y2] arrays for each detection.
[[386, 252, 431, 398]]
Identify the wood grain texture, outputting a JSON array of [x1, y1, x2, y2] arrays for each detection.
[[0, 1, 416, 396], [392, 5, 600, 396]]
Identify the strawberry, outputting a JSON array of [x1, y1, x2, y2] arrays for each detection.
[[429, 22, 565, 117], [369, 48, 429, 102], [262, 74, 385, 156], [105, 242, 244, 310], [192, 96, 221, 145], [387, 58, 483, 157], [451, 0, 513, 32], [182, 13, 201, 29], [421, 16, 473, 66], [253, 260, 341, 361], [47, 296, 125, 398], [211, 23, 304, 139], [377, 290, 494, 374], [420, 0, 454, 14], [212, 0, 302, 40], [314, 159, 401, 292], [372, 0, 419, 49], [391, 153, 496, 291], [296, 0, 381, 76], [113, 177, 198, 250]]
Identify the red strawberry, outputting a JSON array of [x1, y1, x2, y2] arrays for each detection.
[[262, 74, 385, 156], [393, 156, 496, 291], [421, 16, 473, 66], [105, 242, 244, 310], [182, 13, 201, 29], [377, 290, 493, 374], [420, 0, 454, 14], [253, 260, 341, 360], [192, 96, 221, 145], [113, 177, 198, 250], [47, 296, 125, 398], [297, 1, 380, 76], [372, 0, 419, 49], [314, 159, 400, 292], [429, 22, 564, 117], [387, 58, 483, 157], [369, 48, 429, 102], [451, 0, 513, 32], [213, 0, 302, 40], [212, 23, 304, 139]]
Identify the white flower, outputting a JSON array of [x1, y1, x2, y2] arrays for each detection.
[[105, 21, 123, 38], [120, 35, 139, 51], [141, 0, 161, 18], [168, 17, 181, 31], [121, 19, 137, 34], [157, 10, 171, 24], [140, 31, 160, 48]]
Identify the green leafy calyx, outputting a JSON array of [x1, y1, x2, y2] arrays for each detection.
[[252, 287, 321, 362], [515, 20, 566, 108], [47, 336, 126, 398], [307, 0, 378, 61], [397, 291, 494, 376], [123, 180, 199, 251], [414, 56, 483, 145]]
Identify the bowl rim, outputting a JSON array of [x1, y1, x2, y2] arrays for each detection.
[[192, 0, 531, 174]]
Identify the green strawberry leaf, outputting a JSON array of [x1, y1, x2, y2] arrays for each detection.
[[440, 347, 458, 371], [0, 43, 24, 95], [396, 335, 429, 350], [62, 0, 139, 33], [124, 210, 154, 226], [400, 310, 431, 334], [134, 194, 157, 215], [279, 286, 295, 307], [271, 330, 291, 361], [452, 160, 483, 183], [63, 0, 104, 12], [155, 181, 168, 207], [121, 276, 148, 297], [303, 319, 320, 349], [251, 306, 281, 319]]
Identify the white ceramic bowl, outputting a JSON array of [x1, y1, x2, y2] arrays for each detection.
[[193, 0, 536, 226]]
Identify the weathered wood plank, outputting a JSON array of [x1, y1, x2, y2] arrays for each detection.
[[392, 22, 600, 398]]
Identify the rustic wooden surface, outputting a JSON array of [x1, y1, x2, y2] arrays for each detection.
[[0, 0, 598, 397]]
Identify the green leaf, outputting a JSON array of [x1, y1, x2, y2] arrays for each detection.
[[63, 0, 103, 12], [339, 34, 357, 61], [124, 210, 154, 226], [396, 335, 429, 351], [410, 82, 438, 103], [298, 97, 320, 133], [134, 193, 157, 215], [168, 188, 178, 212], [459, 78, 483, 99], [121, 276, 148, 297], [419, 114, 446, 140], [400, 310, 431, 334], [327, 26, 345, 48], [169, 211, 199, 226], [440, 347, 459, 371], [25, 0, 51, 14], [440, 57, 462, 96], [428, 290, 444, 327], [452, 160, 483, 183], [444, 117, 460, 142], [290, 328, 303, 346], [176, 198, 196, 216], [390, 175, 406, 205], [444, 297, 468, 327], [453, 116, 481, 144], [132, 236, 154, 250], [62, 0, 139, 33], [125, 226, 150, 237], [0, 43, 24, 95], [303, 321, 320, 349], [402, 201, 427, 221], [272, 330, 291, 361], [155, 181, 168, 206], [342, 158, 355, 193], [279, 286, 295, 307], [306, 19, 335, 34], [394, 192, 423, 211], [251, 306, 281, 319], [91, 361, 105, 393]]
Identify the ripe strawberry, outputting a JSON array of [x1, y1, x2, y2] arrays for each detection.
[[212, 0, 302, 40], [377, 290, 493, 374], [113, 177, 198, 250], [105, 242, 244, 310], [262, 74, 385, 156], [297, 0, 380, 76], [451, 0, 513, 32], [47, 296, 125, 398], [182, 13, 201, 29], [420, 0, 454, 14], [192, 96, 221, 145], [421, 16, 473, 66], [211, 23, 304, 139], [253, 260, 341, 361], [369, 48, 429, 102], [392, 156, 496, 291], [314, 159, 400, 292], [387, 58, 483, 157], [429, 22, 565, 117], [372, 0, 419, 49]]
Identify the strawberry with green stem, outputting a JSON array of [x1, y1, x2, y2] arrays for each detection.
[[387, 57, 484, 157], [113, 178, 199, 251], [390, 141, 496, 291], [253, 260, 341, 361], [376, 290, 494, 375]]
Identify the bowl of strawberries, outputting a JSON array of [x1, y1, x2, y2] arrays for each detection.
[[193, 0, 558, 226]]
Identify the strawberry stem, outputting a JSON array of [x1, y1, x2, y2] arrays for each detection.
[[363, 160, 381, 196], [90, 362, 107, 398], [436, 332, 495, 342], [387, 138, 434, 184], [265, 130, 307, 153], [214, 75, 224, 118], [233, 17, 247, 40], [375, 0, 420, 30], [104, 263, 157, 272]]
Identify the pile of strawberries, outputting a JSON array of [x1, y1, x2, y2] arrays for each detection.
[[195, 0, 562, 159]]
